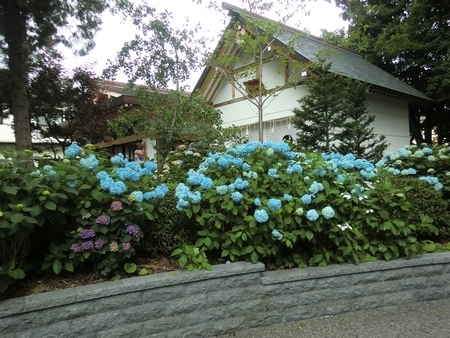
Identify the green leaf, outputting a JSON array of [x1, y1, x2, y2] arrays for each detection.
[[306, 230, 314, 241], [10, 213, 24, 224], [92, 190, 103, 202], [3, 185, 18, 195], [245, 245, 254, 253], [250, 251, 258, 263], [139, 268, 148, 275], [179, 255, 187, 267], [44, 201, 57, 211], [192, 204, 200, 213], [124, 262, 137, 273], [53, 260, 62, 275], [64, 262, 74, 272], [49, 242, 59, 256], [171, 248, 184, 256]]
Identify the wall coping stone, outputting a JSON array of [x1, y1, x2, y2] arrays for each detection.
[[0, 261, 265, 318], [262, 252, 450, 285]]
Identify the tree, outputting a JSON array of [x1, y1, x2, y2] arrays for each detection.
[[0, 0, 115, 150], [104, 1, 243, 171], [335, 78, 388, 162], [206, 1, 312, 142], [293, 61, 344, 153], [293, 60, 388, 160], [28, 57, 111, 155], [327, 0, 450, 145]]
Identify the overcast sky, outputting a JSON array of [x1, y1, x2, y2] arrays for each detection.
[[60, 0, 347, 89]]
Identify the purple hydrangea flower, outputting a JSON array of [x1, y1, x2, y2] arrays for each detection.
[[94, 239, 105, 250], [126, 225, 140, 236], [70, 243, 82, 253], [79, 229, 96, 239], [81, 241, 94, 250], [122, 242, 131, 251], [95, 215, 110, 225]]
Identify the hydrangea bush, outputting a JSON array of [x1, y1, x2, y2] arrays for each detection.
[[377, 143, 449, 197], [174, 141, 425, 268], [1, 144, 170, 292]]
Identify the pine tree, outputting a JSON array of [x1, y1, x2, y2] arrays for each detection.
[[335, 78, 389, 162], [292, 61, 344, 153], [293, 60, 389, 160]]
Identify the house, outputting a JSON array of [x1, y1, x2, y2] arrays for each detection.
[[94, 81, 192, 162], [0, 114, 66, 156], [194, 2, 433, 153], [93, 80, 157, 161]]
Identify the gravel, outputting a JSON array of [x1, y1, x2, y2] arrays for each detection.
[[213, 300, 450, 338]]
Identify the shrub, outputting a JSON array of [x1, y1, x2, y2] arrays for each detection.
[[174, 141, 423, 269], [377, 143, 450, 199], [390, 177, 450, 238]]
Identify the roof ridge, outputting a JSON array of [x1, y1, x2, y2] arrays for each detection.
[[221, 1, 362, 58]]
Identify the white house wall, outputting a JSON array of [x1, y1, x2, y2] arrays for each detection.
[[214, 86, 410, 154]]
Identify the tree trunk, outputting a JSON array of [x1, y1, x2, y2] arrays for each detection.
[[4, 0, 32, 151]]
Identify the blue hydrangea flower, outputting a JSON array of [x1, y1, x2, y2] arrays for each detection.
[[187, 172, 204, 185], [130, 191, 144, 202], [301, 194, 312, 205], [67, 179, 78, 188], [217, 156, 230, 171], [306, 209, 319, 222], [200, 177, 213, 189], [234, 178, 249, 190], [242, 163, 250, 171], [321, 206, 335, 220], [315, 167, 326, 177], [428, 155, 436, 162], [254, 198, 261, 207], [254, 209, 269, 223], [268, 168, 278, 179], [231, 191, 243, 202], [109, 181, 127, 195], [64, 143, 82, 158], [422, 147, 433, 154], [271, 229, 283, 241], [100, 177, 114, 191], [96, 171, 109, 180], [268, 198, 282, 211], [228, 183, 235, 192], [143, 161, 157, 175], [216, 185, 228, 195], [111, 153, 128, 166], [309, 181, 324, 195], [284, 194, 292, 201], [80, 155, 99, 170]]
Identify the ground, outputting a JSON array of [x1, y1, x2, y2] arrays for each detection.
[[0, 256, 180, 301]]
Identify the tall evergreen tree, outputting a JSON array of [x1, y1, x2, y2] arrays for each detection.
[[335, 78, 388, 162], [293, 61, 344, 153], [293, 60, 389, 159]]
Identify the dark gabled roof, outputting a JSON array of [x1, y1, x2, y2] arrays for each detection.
[[195, 2, 432, 104], [277, 29, 431, 103]]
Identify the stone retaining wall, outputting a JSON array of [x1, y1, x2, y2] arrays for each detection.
[[1, 252, 450, 338]]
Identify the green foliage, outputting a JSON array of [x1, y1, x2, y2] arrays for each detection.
[[175, 141, 422, 269], [0, 144, 168, 292], [171, 244, 211, 271], [390, 177, 450, 238], [139, 190, 199, 258], [29, 59, 112, 150], [378, 143, 450, 198], [330, 0, 450, 145], [293, 59, 388, 161]]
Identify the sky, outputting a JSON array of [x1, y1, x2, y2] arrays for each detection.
[[60, 0, 347, 89]]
